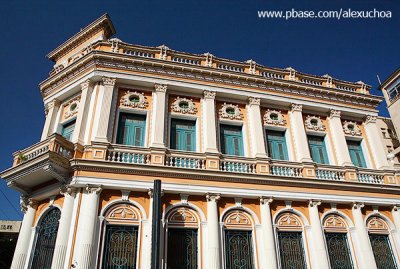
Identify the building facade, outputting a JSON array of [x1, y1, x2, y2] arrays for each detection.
[[0, 220, 22, 268], [2, 14, 400, 269]]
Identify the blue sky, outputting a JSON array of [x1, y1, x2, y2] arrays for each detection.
[[0, 1, 399, 220]]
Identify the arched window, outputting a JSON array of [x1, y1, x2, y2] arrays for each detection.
[[367, 216, 398, 269], [31, 207, 61, 269], [100, 203, 141, 269], [223, 209, 255, 269], [323, 214, 354, 269], [275, 212, 307, 269], [165, 206, 199, 269]]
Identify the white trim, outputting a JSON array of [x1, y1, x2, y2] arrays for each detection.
[[84, 84, 97, 145], [361, 139, 373, 169], [64, 191, 81, 269], [219, 205, 260, 225], [168, 113, 200, 153], [71, 176, 400, 205]]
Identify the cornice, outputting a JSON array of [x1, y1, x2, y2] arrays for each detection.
[[39, 51, 382, 110], [70, 159, 400, 196]]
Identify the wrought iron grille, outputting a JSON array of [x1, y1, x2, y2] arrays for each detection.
[[325, 233, 353, 269], [277, 231, 307, 269], [102, 225, 138, 269], [167, 228, 198, 269], [31, 208, 61, 269], [369, 234, 398, 269], [224, 230, 254, 269]]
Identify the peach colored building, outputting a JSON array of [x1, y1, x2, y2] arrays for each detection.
[[2, 14, 400, 269]]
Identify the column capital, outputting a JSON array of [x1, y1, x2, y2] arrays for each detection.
[[353, 202, 365, 210], [290, 103, 302, 112], [121, 190, 131, 201], [154, 83, 167, 93], [60, 185, 77, 197], [248, 97, 260, 106], [365, 115, 377, 124], [102, 77, 116, 87], [309, 200, 322, 207], [206, 193, 221, 202], [20, 196, 38, 213], [45, 98, 61, 110], [85, 184, 102, 195], [148, 188, 154, 198], [260, 196, 273, 205], [393, 205, 400, 212], [80, 79, 92, 90], [203, 90, 216, 99], [329, 109, 341, 118]]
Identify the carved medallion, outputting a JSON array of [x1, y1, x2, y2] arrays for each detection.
[[304, 115, 326, 132], [342, 121, 362, 136], [224, 210, 252, 228], [171, 97, 197, 114], [219, 103, 243, 120], [264, 109, 286, 126], [63, 96, 80, 120], [120, 91, 148, 109]]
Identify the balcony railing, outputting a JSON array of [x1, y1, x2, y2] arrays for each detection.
[[356, 169, 385, 184], [316, 165, 345, 181], [270, 161, 303, 177], [220, 156, 256, 173], [166, 151, 206, 169], [106, 145, 151, 165], [13, 134, 74, 167]]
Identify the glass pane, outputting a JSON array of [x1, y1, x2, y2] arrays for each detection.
[[134, 127, 142, 146], [171, 119, 196, 151], [167, 228, 198, 269], [117, 113, 146, 146], [31, 208, 61, 269], [225, 230, 254, 269], [267, 130, 288, 160], [308, 135, 329, 164], [369, 234, 397, 269], [325, 233, 353, 269], [220, 125, 243, 156], [61, 120, 76, 141], [347, 141, 366, 168], [278, 231, 307, 269], [102, 225, 138, 269]]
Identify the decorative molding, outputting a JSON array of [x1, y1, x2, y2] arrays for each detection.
[[180, 194, 189, 204], [219, 103, 243, 120], [365, 115, 377, 124], [120, 90, 149, 109], [168, 207, 198, 226], [343, 121, 362, 136], [49, 195, 56, 206], [276, 212, 302, 228], [234, 197, 243, 207], [107, 204, 140, 222], [323, 74, 333, 88], [204, 52, 213, 67], [171, 96, 197, 114], [290, 103, 302, 112], [102, 77, 116, 86], [285, 200, 292, 209], [260, 197, 273, 205], [148, 189, 154, 198], [154, 83, 167, 93], [304, 115, 326, 132], [286, 67, 296, 80], [329, 109, 341, 118], [353, 202, 364, 210], [158, 45, 169, 60], [264, 109, 286, 126], [248, 97, 260, 106], [246, 60, 257, 75], [63, 95, 80, 120], [323, 214, 347, 229], [367, 216, 388, 231], [60, 185, 77, 196], [85, 184, 102, 194], [20, 196, 38, 213], [121, 190, 130, 201], [206, 193, 221, 202], [224, 210, 252, 228], [203, 90, 216, 99], [309, 200, 321, 207], [80, 79, 92, 90]]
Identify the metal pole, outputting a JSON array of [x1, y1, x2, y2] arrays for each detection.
[[151, 179, 162, 269]]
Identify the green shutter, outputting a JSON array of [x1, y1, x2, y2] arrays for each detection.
[[220, 124, 244, 156], [308, 135, 329, 164], [61, 120, 76, 141], [116, 113, 146, 146], [266, 130, 288, 160], [171, 119, 196, 151], [347, 140, 367, 168]]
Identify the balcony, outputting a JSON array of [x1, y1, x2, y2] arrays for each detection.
[[0, 134, 74, 194]]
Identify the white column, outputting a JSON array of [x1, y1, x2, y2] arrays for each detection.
[[289, 104, 312, 162], [308, 200, 330, 268], [391, 206, 400, 255], [149, 83, 167, 148], [41, 99, 61, 141], [260, 197, 278, 269], [364, 115, 390, 169], [51, 186, 77, 269], [327, 110, 353, 166], [247, 98, 267, 158], [202, 90, 218, 153], [93, 77, 116, 143], [71, 80, 94, 145], [10, 198, 37, 269], [72, 185, 102, 269], [141, 190, 153, 269], [352, 203, 377, 269], [206, 194, 221, 269]]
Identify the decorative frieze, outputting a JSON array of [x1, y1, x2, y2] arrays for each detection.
[[329, 109, 341, 118], [206, 193, 221, 202], [367, 216, 388, 232], [264, 109, 286, 126], [154, 83, 167, 93], [107, 204, 140, 222], [168, 207, 197, 226], [20, 196, 37, 213], [323, 214, 347, 229], [102, 77, 116, 86], [63, 95, 80, 120], [219, 103, 243, 120], [365, 115, 377, 124], [203, 90, 216, 99], [290, 103, 302, 112], [248, 97, 260, 106], [85, 184, 102, 194], [171, 96, 197, 114], [224, 210, 252, 228], [120, 90, 149, 109], [276, 212, 302, 228], [343, 121, 362, 136], [304, 115, 326, 132]]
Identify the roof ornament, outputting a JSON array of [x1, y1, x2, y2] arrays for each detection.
[[204, 52, 214, 67], [158, 45, 169, 60], [286, 67, 296, 80], [323, 74, 333, 88]]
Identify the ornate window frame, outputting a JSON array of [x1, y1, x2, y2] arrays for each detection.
[[168, 107, 200, 152], [219, 103, 244, 121], [171, 96, 198, 115], [98, 201, 144, 269], [304, 115, 326, 132], [62, 95, 80, 122], [264, 109, 287, 127], [342, 121, 362, 136], [120, 90, 149, 109], [163, 204, 202, 269]]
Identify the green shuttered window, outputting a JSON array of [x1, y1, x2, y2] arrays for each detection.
[[308, 135, 329, 164], [220, 124, 244, 156], [347, 140, 367, 168], [266, 130, 288, 160], [171, 119, 196, 151], [116, 113, 146, 146], [61, 120, 76, 141]]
